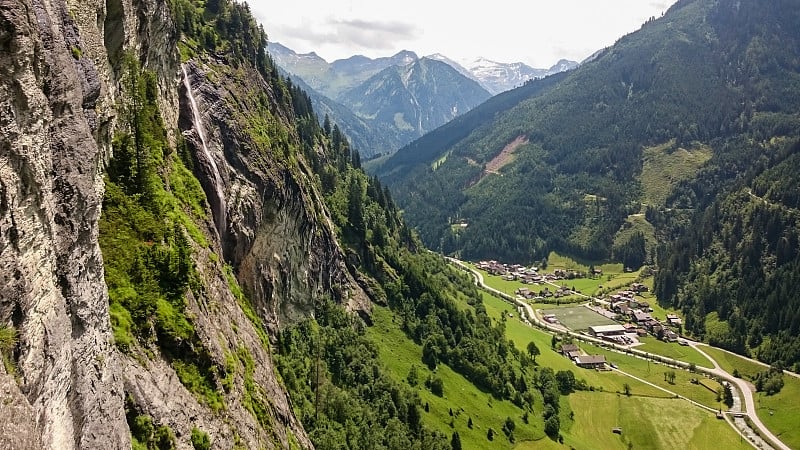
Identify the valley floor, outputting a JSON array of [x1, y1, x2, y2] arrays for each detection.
[[448, 256, 800, 450]]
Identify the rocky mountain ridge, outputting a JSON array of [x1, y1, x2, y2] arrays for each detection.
[[455, 56, 578, 95], [337, 57, 491, 151], [269, 42, 492, 156], [271, 42, 578, 96]]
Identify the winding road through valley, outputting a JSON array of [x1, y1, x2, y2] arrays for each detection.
[[446, 256, 793, 450]]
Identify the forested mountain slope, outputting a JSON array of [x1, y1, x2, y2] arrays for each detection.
[[378, 0, 800, 368], [278, 70, 391, 158]]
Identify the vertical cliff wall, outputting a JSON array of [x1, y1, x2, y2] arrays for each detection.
[[0, 0, 371, 448], [0, 0, 128, 447]]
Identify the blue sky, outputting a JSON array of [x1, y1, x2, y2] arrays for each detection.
[[250, 0, 677, 67]]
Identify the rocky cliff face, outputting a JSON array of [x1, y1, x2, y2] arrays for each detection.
[[0, 0, 368, 448], [179, 60, 369, 333], [0, 0, 129, 447]]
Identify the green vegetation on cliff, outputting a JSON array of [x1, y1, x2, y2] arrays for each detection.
[[100, 54, 224, 413]]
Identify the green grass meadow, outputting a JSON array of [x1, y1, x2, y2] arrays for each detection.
[[640, 141, 713, 207], [635, 337, 713, 368], [755, 374, 800, 449], [588, 345, 727, 410], [697, 345, 767, 379], [563, 391, 751, 450]]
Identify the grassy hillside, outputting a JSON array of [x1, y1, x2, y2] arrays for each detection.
[[360, 281, 754, 449], [367, 306, 548, 449], [563, 392, 751, 450], [639, 141, 713, 206]]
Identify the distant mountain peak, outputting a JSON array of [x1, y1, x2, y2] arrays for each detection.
[[393, 50, 418, 58], [453, 57, 574, 95]]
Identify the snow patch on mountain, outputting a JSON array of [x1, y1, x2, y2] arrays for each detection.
[[453, 57, 578, 95]]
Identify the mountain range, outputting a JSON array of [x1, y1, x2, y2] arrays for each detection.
[[268, 42, 577, 156], [426, 53, 579, 95], [269, 42, 577, 98]]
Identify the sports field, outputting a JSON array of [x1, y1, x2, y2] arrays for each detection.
[[541, 305, 617, 331]]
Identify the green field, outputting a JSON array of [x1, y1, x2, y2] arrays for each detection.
[[755, 374, 800, 449], [697, 345, 767, 379], [588, 345, 728, 410], [563, 391, 751, 450], [635, 337, 713, 368], [482, 293, 674, 397], [540, 306, 617, 331]]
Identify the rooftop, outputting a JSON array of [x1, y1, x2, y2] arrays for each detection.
[[589, 324, 627, 334], [576, 355, 606, 365]]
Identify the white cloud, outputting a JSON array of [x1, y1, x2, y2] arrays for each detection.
[[248, 0, 676, 67]]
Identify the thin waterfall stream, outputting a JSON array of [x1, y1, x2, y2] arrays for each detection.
[[181, 64, 226, 235]]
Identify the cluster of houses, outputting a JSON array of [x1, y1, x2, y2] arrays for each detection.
[[592, 285, 683, 343], [559, 343, 608, 369], [478, 259, 687, 349], [475, 261, 587, 284], [515, 286, 575, 300]]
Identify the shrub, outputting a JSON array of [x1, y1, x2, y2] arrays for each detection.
[[191, 428, 211, 450]]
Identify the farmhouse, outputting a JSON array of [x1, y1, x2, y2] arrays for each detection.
[[631, 310, 652, 323], [476, 260, 507, 275], [575, 355, 607, 369], [666, 314, 682, 326], [560, 343, 580, 356], [614, 303, 631, 315], [647, 321, 664, 335], [588, 324, 626, 337]]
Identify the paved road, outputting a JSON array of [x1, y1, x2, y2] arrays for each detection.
[[691, 344, 788, 450], [447, 257, 791, 450]]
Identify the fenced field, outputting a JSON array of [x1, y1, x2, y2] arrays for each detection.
[[541, 305, 617, 331]]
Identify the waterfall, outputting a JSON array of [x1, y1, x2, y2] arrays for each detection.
[[181, 64, 226, 235]]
